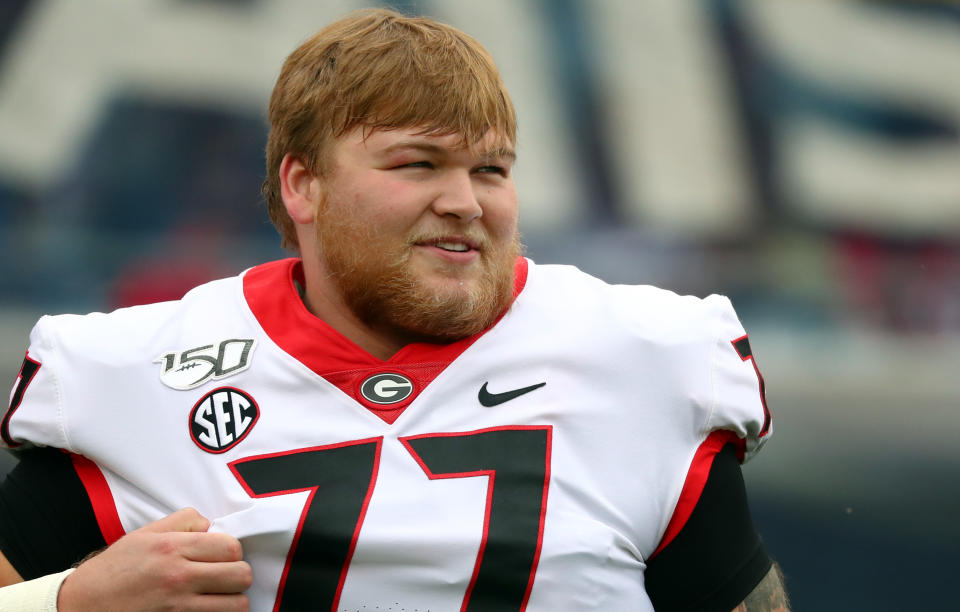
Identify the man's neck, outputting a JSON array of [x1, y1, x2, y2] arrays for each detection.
[[297, 260, 407, 361]]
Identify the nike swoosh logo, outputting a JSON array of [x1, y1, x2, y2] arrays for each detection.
[[478, 381, 546, 407]]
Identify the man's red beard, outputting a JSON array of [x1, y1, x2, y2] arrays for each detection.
[[314, 203, 521, 344]]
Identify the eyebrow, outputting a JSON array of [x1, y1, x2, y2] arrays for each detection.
[[380, 141, 517, 163], [481, 147, 517, 163]]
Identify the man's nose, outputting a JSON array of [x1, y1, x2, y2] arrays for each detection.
[[430, 170, 483, 222]]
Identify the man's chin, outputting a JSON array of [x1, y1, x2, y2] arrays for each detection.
[[417, 274, 481, 300], [374, 272, 510, 342]]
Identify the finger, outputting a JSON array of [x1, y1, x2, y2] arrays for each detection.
[[178, 532, 246, 563], [138, 508, 211, 534], [188, 560, 254, 594], [183, 593, 250, 612]]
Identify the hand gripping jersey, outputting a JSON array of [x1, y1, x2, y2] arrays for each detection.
[[2, 258, 771, 611]]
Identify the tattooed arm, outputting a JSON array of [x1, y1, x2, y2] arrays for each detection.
[[732, 564, 790, 612]]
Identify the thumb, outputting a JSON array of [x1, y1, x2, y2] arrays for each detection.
[[136, 507, 211, 534]]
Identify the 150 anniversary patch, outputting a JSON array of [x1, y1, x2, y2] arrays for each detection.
[[155, 339, 255, 390]]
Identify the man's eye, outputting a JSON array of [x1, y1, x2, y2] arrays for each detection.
[[477, 165, 509, 177], [398, 161, 433, 169]]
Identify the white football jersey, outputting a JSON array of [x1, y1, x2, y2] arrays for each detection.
[[3, 257, 770, 611]]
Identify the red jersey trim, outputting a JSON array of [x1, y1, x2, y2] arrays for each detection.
[[242, 258, 529, 424], [731, 334, 772, 437], [69, 453, 126, 545], [650, 429, 745, 559]]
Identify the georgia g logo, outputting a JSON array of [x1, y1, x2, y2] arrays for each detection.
[[359, 373, 414, 405], [190, 387, 259, 453]]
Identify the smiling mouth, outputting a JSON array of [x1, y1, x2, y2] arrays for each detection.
[[434, 241, 469, 252], [415, 236, 481, 253]]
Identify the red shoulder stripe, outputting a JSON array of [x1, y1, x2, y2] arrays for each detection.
[[650, 429, 744, 559], [69, 453, 126, 545]]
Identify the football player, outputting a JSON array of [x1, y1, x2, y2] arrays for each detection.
[[0, 8, 788, 611]]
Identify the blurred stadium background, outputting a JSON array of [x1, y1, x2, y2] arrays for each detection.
[[1, 0, 958, 608]]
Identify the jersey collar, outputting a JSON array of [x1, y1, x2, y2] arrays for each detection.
[[242, 257, 528, 423]]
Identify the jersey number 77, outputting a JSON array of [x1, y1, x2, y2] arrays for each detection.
[[229, 425, 552, 612]]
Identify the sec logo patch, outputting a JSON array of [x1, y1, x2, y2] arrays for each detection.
[[190, 387, 259, 453]]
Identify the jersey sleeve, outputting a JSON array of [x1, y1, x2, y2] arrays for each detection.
[[702, 294, 771, 462], [2, 317, 73, 451], [2, 321, 121, 577], [643, 295, 775, 609]]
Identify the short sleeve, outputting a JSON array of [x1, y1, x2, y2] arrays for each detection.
[[702, 295, 771, 462], [2, 317, 72, 451]]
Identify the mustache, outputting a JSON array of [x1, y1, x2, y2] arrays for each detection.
[[407, 229, 491, 250]]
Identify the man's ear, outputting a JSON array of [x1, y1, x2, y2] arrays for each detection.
[[279, 154, 322, 224]]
